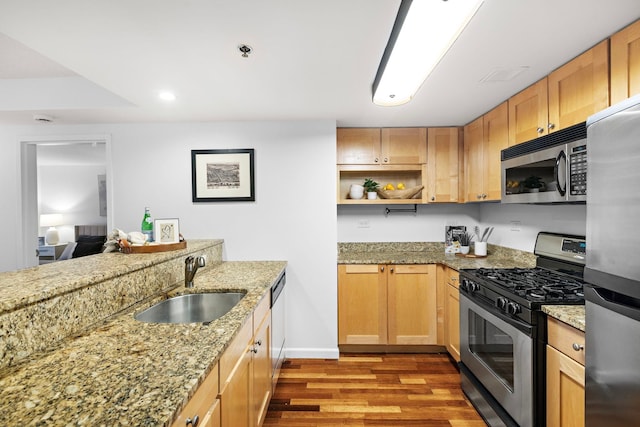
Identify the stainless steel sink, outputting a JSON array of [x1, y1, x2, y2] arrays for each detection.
[[134, 292, 245, 324]]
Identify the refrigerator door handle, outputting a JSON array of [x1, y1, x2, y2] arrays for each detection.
[[555, 150, 567, 196], [586, 285, 640, 322]]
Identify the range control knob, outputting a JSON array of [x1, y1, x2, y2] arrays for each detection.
[[496, 297, 508, 311], [506, 302, 521, 315]]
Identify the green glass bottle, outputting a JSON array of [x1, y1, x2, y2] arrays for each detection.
[[141, 207, 153, 242]]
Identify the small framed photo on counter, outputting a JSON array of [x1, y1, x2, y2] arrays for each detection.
[[191, 148, 255, 202], [154, 218, 180, 244]]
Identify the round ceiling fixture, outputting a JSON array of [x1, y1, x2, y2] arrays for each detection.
[[238, 44, 252, 58]]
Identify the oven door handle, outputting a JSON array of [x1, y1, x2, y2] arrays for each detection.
[[460, 291, 534, 336]]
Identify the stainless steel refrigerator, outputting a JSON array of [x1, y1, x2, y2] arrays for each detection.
[[585, 93, 640, 427]]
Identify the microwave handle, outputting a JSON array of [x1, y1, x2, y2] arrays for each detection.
[[555, 150, 567, 196]]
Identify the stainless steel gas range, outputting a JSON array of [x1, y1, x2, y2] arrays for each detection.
[[459, 232, 587, 427]]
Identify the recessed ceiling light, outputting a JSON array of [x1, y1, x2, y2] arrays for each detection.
[[158, 91, 176, 101]]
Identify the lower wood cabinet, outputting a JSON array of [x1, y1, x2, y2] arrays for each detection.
[[546, 317, 585, 427], [219, 294, 272, 427], [442, 267, 460, 362], [338, 264, 437, 347]]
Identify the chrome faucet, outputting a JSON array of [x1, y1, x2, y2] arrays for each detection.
[[184, 255, 206, 288]]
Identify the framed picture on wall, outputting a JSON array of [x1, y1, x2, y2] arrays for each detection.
[[191, 149, 255, 202], [154, 218, 180, 244]]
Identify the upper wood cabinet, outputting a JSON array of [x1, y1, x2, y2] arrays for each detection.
[[464, 101, 508, 202], [508, 41, 609, 145], [548, 40, 609, 130], [381, 128, 427, 164], [611, 19, 640, 104], [337, 127, 426, 165], [426, 127, 462, 203], [508, 78, 549, 145], [336, 128, 380, 164]]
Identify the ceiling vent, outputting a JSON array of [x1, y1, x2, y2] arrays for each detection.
[[33, 114, 54, 123], [479, 66, 529, 83]]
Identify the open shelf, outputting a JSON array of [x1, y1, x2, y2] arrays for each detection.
[[337, 164, 427, 204]]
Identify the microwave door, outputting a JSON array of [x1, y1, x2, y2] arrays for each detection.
[[502, 145, 567, 203]]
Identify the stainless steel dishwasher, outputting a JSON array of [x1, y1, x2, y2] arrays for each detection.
[[270, 271, 286, 391]]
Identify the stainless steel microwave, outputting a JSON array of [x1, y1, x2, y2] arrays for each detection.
[[501, 122, 587, 204]]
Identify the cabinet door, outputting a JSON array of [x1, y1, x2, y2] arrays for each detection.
[[508, 78, 549, 145], [220, 346, 251, 427], [464, 116, 484, 202], [548, 41, 609, 131], [252, 311, 272, 427], [546, 346, 585, 427], [338, 264, 387, 345], [381, 128, 427, 164], [427, 127, 462, 203], [482, 101, 509, 201], [611, 19, 640, 104], [387, 265, 437, 345], [336, 128, 381, 164], [444, 282, 460, 362]]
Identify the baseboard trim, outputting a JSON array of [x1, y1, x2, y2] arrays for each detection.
[[285, 347, 340, 359], [339, 344, 447, 353]]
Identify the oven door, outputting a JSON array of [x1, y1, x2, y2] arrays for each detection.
[[460, 292, 534, 427]]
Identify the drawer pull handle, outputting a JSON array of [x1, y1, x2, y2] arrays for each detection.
[[572, 343, 584, 352], [186, 415, 199, 426]]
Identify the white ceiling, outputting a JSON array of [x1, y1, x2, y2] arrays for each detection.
[[1, 0, 639, 128]]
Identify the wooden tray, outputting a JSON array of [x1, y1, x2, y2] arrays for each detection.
[[455, 252, 487, 259], [119, 240, 186, 254]]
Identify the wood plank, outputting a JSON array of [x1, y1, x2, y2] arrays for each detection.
[[264, 353, 484, 426]]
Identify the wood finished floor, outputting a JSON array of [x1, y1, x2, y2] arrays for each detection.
[[264, 353, 486, 426]]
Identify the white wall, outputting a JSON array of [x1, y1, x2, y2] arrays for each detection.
[[338, 203, 480, 242], [337, 202, 586, 252], [1, 120, 339, 359]]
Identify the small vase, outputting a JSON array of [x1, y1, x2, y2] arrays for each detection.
[[349, 184, 364, 200], [474, 241, 487, 256], [460, 246, 470, 255], [367, 191, 377, 200]]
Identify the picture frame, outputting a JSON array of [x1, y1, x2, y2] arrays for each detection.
[[191, 149, 255, 202], [154, 218, 180, 244]]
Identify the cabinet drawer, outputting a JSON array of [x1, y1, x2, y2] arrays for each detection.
[[253, 293, 270, 334], [171, 363, 219, 427], [547, 317, 585, 365], [39, 246, 55, 257]]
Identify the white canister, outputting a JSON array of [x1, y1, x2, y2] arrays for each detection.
[[349, 184, 364, 199], [474, 241, 487, 256]]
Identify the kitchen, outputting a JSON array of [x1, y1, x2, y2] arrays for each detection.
[[1, 1, 640, 426]]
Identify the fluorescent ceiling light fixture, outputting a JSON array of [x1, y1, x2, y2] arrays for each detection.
[[373, 0, 484, 106], [158, 91, 176, 101]]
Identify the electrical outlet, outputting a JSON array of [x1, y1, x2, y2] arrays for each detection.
[[510, 221, 521, 232], [357, 219, 370, 229]]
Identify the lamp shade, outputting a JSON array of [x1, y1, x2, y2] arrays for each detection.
[[40, 214, 63, 227]]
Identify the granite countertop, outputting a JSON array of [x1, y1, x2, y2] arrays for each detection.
[[0, 260, 286, 426], [542, 305, 586, 332], [337, 242, 537, 270]]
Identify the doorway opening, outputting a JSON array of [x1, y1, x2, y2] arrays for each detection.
[[19, 134, 113, 268]]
